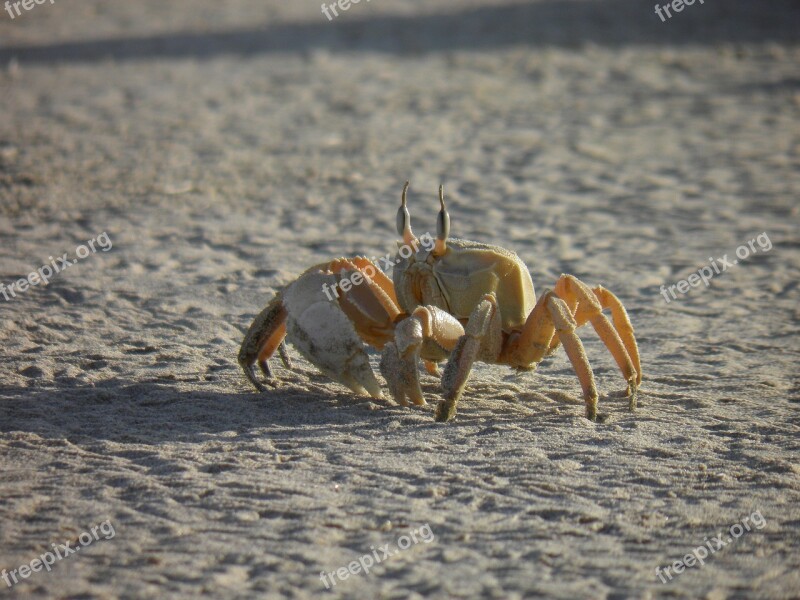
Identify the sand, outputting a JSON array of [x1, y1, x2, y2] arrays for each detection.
[[1, 1, 799, 598]]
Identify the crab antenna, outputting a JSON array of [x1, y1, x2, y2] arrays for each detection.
[[434, 184, 450, 256], [396, 181, 417, 247]]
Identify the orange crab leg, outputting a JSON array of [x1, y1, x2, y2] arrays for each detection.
[[593, 286, 641, 386], [553, 275, 639, 401], [350, 256, 400, 307], [326, 258, 401, 348], [545, 294, 599, 420], [238, 294, 289, 390]]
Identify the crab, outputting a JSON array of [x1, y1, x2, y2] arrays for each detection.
[[238, 183, 641, 422]]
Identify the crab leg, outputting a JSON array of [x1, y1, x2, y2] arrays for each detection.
[[238, 292, 289, 391], [328, 258, 402, 349], [348, 256, 400, 307], [380, 305, 465, 407], [593, 286, 641, 386], [500, 289, 557, 366], [545, 294, 600, 420], [552, 275, 639, 406], [499, 288, 601, 420], [277, 341, 293, 370], [436, 294, 503, 421]]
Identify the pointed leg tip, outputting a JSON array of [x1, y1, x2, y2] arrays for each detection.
[[424, 361, 441, 377], [242, 362, 279, 393], [278, 342, 293, 370], [245, 369, 267, 392], [407, 385, 426, 406], [628, 393, 638, 411], [626, 378, 639, 411], [435, 400, 456, 422]]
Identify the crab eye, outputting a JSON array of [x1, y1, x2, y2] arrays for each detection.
[[434, 184, 450, 255], [396, 181, 411, 238], [396, 181, 418, 248]]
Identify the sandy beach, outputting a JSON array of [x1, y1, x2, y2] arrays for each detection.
[[1, 1, 799, 598]]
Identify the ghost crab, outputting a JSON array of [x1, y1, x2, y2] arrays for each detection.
[[238, 183, 641, 421]]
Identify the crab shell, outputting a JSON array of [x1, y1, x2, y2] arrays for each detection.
[[393, 238, 536, 332]]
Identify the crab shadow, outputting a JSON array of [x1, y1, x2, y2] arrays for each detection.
[[0, 375, 411, 446], [0, 361, 638, 445]]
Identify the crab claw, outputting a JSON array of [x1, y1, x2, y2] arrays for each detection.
[[379, 316, 426, 406], [282, 270, 383, 399], [379, 342, 425, 407]]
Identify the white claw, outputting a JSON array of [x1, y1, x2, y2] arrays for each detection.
[[395, 317, 423, 357], [379, 339, 425, 407], [283, 271, 382, 398]]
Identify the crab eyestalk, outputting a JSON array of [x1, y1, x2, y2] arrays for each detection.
[[434, 184, 450, 256], [396, 181, 418, 248]]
